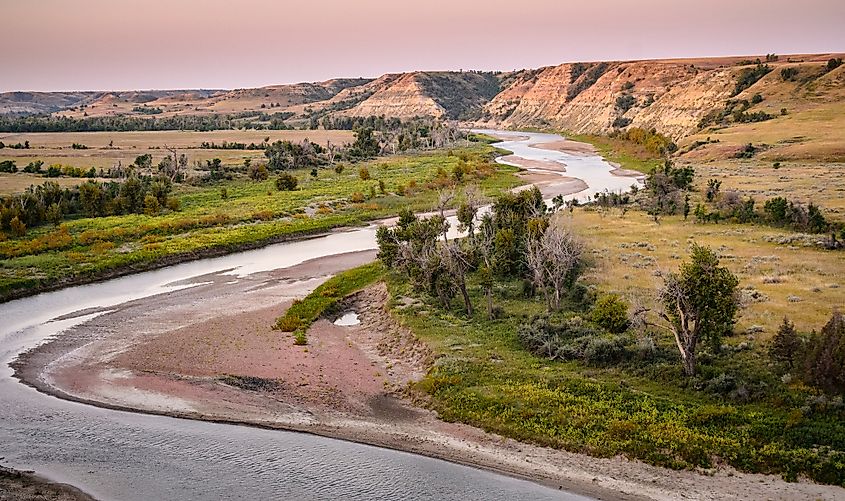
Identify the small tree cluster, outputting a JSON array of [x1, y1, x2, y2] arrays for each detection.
[[1, 176, 177, 235], [769, 312, 845, 395], [640, 160, 695, 221]]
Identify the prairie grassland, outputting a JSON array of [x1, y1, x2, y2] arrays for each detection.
[[681, 104, 845, 162], [0, 173, 109, 195], [0, 130, 353, 149], [0, 130, 355, 175], [0, 144, 520, 300], [566, 208, 844, 338], [692, 159, 845, 215]]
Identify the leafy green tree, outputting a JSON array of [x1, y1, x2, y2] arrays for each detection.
[[134, 154, 152, 170], [119, 176, 144, 212], [78, 181, 104, 216], [657, 244, 739, 376], [350, 127, 380, 158]]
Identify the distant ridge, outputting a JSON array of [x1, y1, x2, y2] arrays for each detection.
[[2, 53, 843, 140]]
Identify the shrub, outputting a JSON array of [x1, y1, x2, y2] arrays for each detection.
[[780, 67, 798, 81], [275, 315, 302, 332], [612, 117, 632, 129], [9, 216, 26, 236], [248, 163, 269, 181], [334, 164, 344, 174], [590, 293, 630, 334], [583, 336, 628, 365], [751, 93, 764, 104], [350, 191, 365, 203], [219, 187, 228, 199], [735, 143, 757, 158], [827, 58, 843, 72], [615, 94, 636, 113], [143, 194, 160, 215], [733, 63, 771, 96], [275, 173, 298, 191], [0, 160, 17, 173], [358, 166, 370, 181]]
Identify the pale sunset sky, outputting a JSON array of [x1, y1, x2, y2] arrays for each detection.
[[2, 0, 844, 91]]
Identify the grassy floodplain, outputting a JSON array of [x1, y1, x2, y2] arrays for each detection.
[[0, 141, 520, 301], [379, 209, 843, 485]]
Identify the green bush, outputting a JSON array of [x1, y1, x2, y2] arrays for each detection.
[[590, 293, 630, 333], [275, 173, 298, 191]]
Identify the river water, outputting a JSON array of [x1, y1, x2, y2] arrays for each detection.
[[0, 132, 634, 500]]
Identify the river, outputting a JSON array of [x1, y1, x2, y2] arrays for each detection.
[[0, 132, 638, 500]]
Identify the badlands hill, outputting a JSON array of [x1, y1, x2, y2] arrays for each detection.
[[2, 53, 843, 159]]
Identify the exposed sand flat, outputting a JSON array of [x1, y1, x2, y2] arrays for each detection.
[[532, 139, 599, 156]]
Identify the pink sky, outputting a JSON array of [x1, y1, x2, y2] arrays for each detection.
[[3, 0, 844, 92]]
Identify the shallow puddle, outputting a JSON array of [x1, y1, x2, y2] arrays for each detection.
[[334, 311, 360, 326]]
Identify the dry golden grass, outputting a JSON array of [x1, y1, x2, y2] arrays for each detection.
[[681, 64, 845, 162], [565, 209, 844, 340], [0, 130, 355, 176], [691, 160, 845, 216], [0, 173, 106, 195], [0, 129, 353, 149]]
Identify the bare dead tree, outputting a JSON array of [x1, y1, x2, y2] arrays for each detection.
[[475, 213, 497, 318], [161, 144, 186, 182], [456, 185, 485, 240], [526, 223, 584, 312], [443, 240, 474, 316], [326, 141, 337, 165], [436, 189, 456, 240]]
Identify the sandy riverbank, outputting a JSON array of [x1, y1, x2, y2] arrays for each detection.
[[12, 248, 843, 501], [0, 465, 94, 501]]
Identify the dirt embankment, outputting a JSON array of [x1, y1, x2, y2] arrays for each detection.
[[13, 253, 845, 501], [0, 465, 94, 501]]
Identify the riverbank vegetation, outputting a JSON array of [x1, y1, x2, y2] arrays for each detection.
[[374, 185, 844, 485], [0, 138, 519, 302], [274, 262, 385, 345], [566, 128, 672, 174]]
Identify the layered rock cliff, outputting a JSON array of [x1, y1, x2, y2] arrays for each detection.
[[3, 53, 843, 142]]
